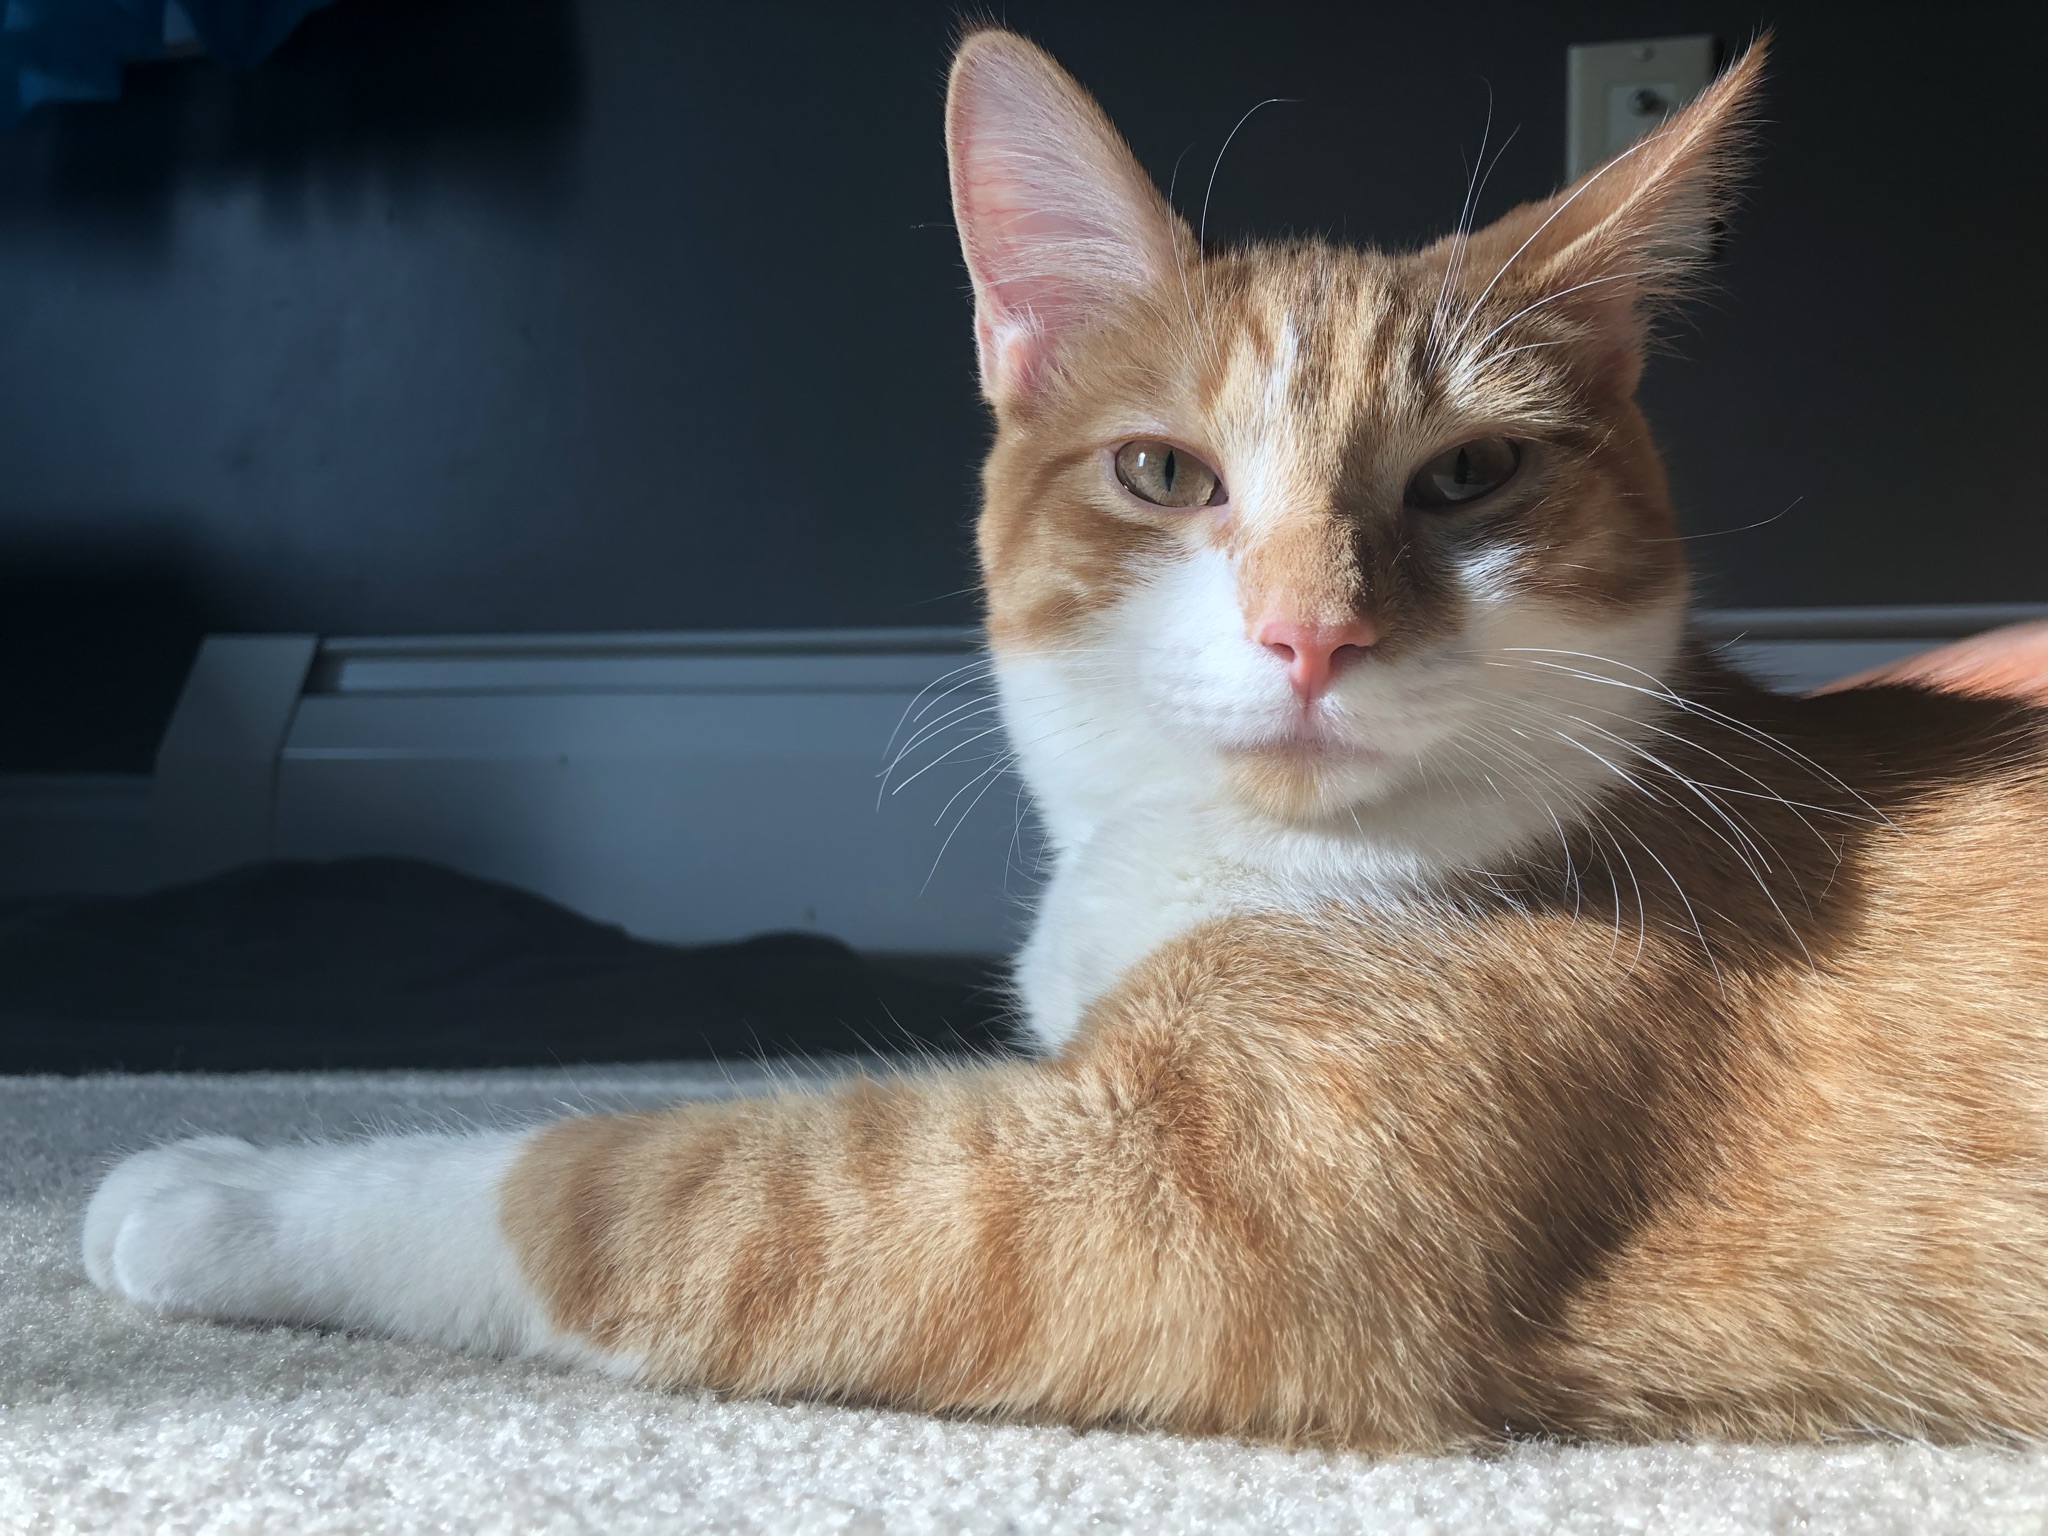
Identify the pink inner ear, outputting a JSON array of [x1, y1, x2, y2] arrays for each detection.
[[955, 148, 1107, 394], [946, 37, 1182, 402]]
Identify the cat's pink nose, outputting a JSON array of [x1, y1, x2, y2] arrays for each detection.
[[1255, 616, 1380, 701]]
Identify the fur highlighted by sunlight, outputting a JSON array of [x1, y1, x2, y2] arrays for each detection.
[[84, 28, 2048, 1451]]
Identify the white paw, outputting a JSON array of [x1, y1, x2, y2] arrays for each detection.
[[79, 1128, 574, 1357], [83, 1136, 285, 1318]]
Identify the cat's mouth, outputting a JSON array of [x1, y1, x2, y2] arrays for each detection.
[[1222, 730, 1388, 768]]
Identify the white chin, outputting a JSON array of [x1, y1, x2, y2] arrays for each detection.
[[1219, 741, 1409, 822]]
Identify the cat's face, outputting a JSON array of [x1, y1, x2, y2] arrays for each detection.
[[948, 32, 1756, 839]]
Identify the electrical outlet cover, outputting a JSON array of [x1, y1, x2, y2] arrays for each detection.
[[1566, 35, 1717, 181]]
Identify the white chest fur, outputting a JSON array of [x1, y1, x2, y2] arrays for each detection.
[[1012, 816, 1238, 1050], [1010, 798, 1445, 1050]]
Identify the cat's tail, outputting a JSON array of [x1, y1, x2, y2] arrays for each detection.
[[1816, 619, 2048, 705]]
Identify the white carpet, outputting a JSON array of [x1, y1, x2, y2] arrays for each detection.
[[5, 1066, 2046, 1534]]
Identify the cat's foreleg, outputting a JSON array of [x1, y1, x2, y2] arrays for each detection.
[[83, 1050, 1367, 1439], [493, 1059, 1299, 1432]]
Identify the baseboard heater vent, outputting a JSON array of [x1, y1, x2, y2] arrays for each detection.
[[150, 627, 1027, 954]]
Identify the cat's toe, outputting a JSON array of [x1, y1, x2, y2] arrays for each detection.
[[82, 1137, 263, 1302]]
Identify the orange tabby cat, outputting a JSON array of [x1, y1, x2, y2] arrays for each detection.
[[85, 29, 2048, 1450]]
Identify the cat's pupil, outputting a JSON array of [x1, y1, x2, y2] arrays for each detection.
[[1405, 437, 1521, 511], [1113, 439, 1223, 508]]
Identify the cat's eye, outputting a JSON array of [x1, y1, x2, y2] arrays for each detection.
[[1406, 437, 1522, 510], [1113, 440, 1225, 509]]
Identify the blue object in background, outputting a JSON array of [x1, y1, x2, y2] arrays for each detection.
[[1, 0, 333, 122], [177, 0, 330, 67]]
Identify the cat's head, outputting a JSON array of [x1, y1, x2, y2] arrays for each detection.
[[946, 30, 1761, 846]]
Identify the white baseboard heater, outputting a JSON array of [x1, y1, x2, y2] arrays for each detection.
[[154, 627, 1028, 955], [7, 606, 2041, 952]]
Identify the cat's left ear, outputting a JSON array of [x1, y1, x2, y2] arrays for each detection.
[[1445, 37, 1768, 396], [946, 29, 1194, 408]]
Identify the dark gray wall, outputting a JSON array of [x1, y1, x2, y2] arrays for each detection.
[[3, 0, 2044, 768]]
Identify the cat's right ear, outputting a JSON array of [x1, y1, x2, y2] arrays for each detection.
[[946, 29, 1191, 408]]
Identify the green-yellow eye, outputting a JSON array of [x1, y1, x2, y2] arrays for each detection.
[[1114, 440, 1225, 509], [1406, 437, 1521, 510]]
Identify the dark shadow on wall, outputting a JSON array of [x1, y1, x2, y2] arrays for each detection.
[[0, 0, 585, 259], [3, 0, 2045, 779], [0, 521, 215, 773], [0, 0, 588, 771]]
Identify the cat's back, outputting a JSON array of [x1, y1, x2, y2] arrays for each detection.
[[1794, 679, 2048, 998], [1539, 679, 2048, 1440]]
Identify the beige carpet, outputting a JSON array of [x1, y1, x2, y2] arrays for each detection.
[[5, 1066, 2045, 1534]]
